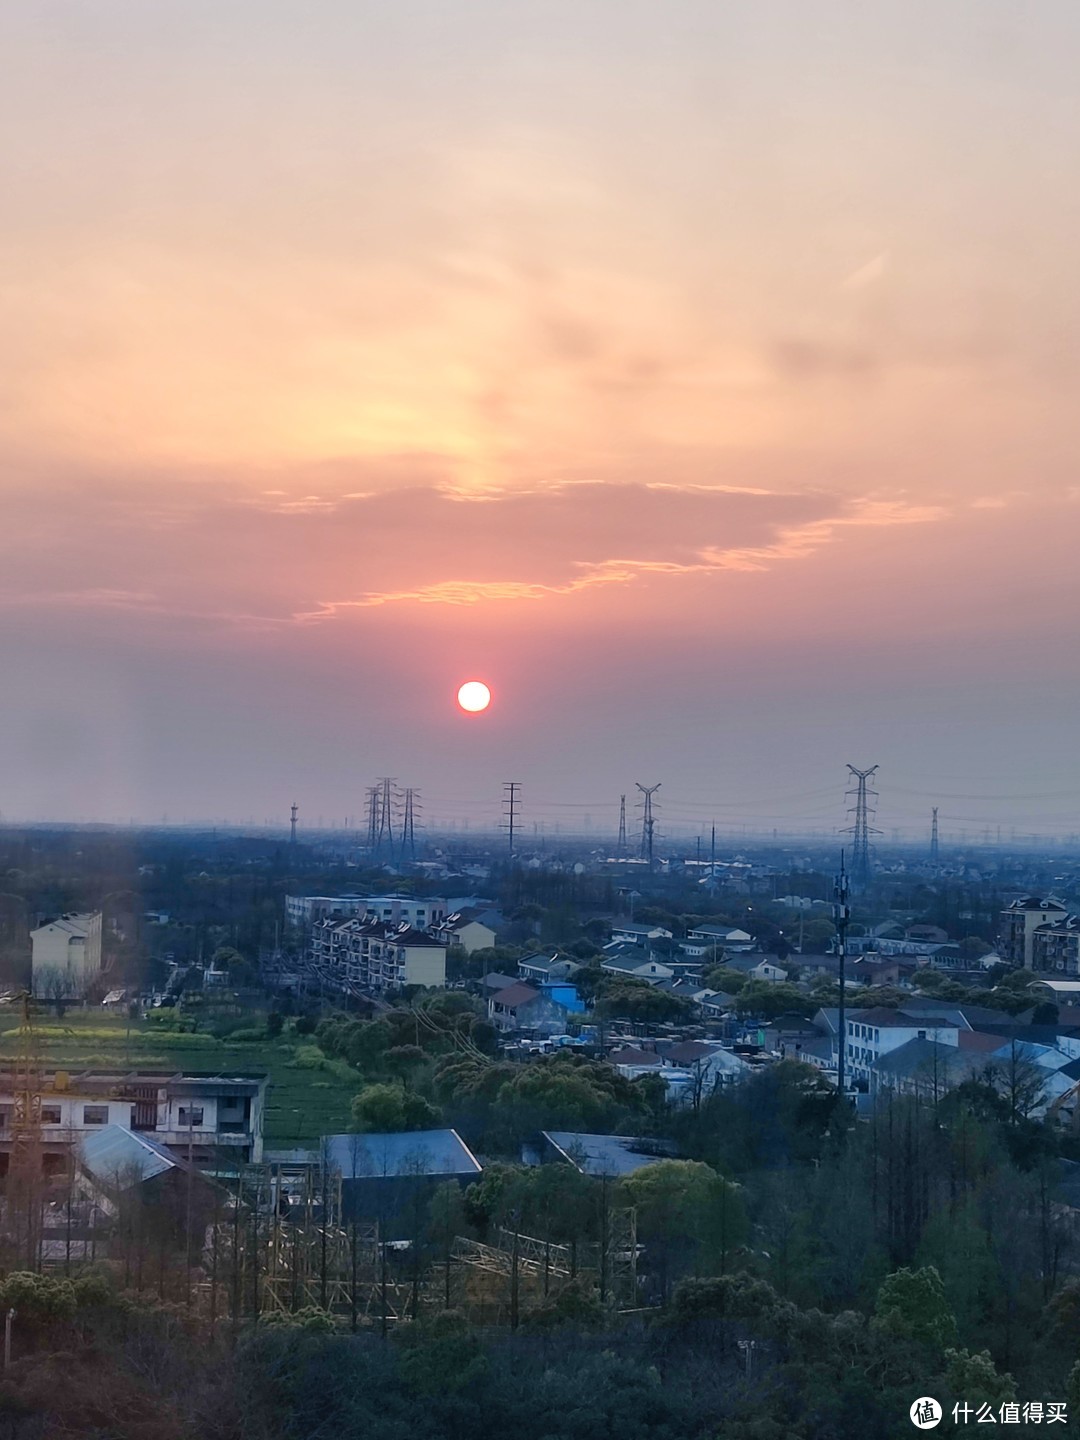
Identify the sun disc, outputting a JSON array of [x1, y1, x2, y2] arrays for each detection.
[[457, 680, 491, 713]]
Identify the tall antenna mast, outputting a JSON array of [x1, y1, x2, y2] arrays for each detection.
[[636, 783, 661, 871], [502, 783, 521, 856], [289, 803, 298, 846], [617, 795, 627, 856], [930, 806, 940, 865], [843, 765, 880, 888]]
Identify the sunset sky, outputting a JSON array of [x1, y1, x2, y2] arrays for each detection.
[[2, 1, 1079, 839]]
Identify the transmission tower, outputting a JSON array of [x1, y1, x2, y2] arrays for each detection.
[[636, 783, 661, 871], [617, 795, 627, 856], [375, 778, 397, 860], [502, 783, 521, 855], [843, 765, 879, 888], [289, 803, 298, 846], [401, 789, 420, 862], [930, 807, 940, 865], [364, 786, 380, 851]]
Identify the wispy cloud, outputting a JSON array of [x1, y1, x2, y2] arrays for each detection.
[[297, 495, 946, 616]]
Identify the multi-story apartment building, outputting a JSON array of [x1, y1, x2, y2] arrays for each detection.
[[999, 896, 1070, 969], [309, 917, 446, 994], [30, 912, 102, 995], [0, 1068, 268, 1172], [1031, 915, 1080, 977], [287, 894, 447, 930]]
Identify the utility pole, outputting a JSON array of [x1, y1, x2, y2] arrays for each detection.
[[844, 765, 879, 889], [636, 783, 661, 871], [930, 807, 940, 865], [289, 803, 298, 846], [833, 854, 850, 1103], [617, 795, 627, 856], [503, 783, 521, 856]]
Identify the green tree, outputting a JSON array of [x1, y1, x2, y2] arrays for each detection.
[[619, 1160, 748, 1300], [872, 1266, 957, 1349], [594, 978, 690, 1025]]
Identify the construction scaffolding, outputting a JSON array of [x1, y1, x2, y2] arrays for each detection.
[[195, 1159, 639, 1329]]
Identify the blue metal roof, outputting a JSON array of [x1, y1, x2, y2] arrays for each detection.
[[324, 1129, 482, 1180], [80, 1124, 179, 1187]]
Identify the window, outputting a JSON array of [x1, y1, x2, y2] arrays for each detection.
[[178, 1106, 204, 1127], [41, 1106, 62, 1125], [83, 1104, 109, 1125]]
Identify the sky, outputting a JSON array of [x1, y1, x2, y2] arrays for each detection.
[[2, 1, 1079, 841]]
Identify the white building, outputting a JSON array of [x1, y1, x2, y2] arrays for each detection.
[[0, 1067, 268, 1169], [845, 1007, 961, 1086], [30, 912, 102, 996], [286, 894, 447, 930], [685, 924, 754, 954]]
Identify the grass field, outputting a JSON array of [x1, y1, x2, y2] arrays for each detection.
[[0, 1009, 360, 1147]]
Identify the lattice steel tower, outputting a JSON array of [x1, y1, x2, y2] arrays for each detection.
[[617, 795, 627, 856], [636, 783, 661, 871], [843, 765, 879, 888], [401, 789, 420, 862], [930, 807, 940, 865]]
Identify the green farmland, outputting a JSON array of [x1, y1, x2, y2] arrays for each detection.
[[0, 1009, 359, 1147]]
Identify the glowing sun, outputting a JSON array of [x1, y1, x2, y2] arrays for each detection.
[[457, 680, 491, 713]]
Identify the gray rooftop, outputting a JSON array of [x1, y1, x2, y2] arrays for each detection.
[[872, 1039, 989, 1087], [324, 1129, 482, 1180], [80, 1124, 180, 1188], [542, 1131, 678, 1177]]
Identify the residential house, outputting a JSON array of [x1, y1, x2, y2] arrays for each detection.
[[488, 982, 570, 1034], [435, 907, 505, 953], [518, 953, 582, 986], [610, 922, 673, 947], [609, 1045, 665, 1079], [30, 913, 102, 996], [1000, 897, 1071, 969], [1032, 916, 1080, 977], [845, 1007, 963, 1086], [0, 1067, 268, 1171], [685, 924, 755, 954], [599, 954, 674, 984]]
